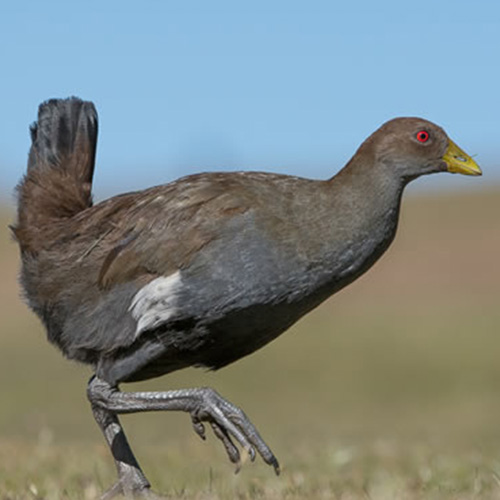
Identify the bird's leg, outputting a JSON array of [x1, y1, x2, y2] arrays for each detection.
[[87, 376, 280, 491], [88, 390, 152, 499]]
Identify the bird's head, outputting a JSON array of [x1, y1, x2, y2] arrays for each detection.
[[358, 117, 482, 183]]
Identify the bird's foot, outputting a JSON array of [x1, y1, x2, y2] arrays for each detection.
[[189, 388, 280, 475], [101, 477, 163, 500]]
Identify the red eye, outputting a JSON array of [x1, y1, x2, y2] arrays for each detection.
[[416, 130, 429, 143]]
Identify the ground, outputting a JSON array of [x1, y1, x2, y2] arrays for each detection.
[[1, 189, 500, 499]]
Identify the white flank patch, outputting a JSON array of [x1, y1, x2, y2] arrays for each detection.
[[129, 271, 183, 337]]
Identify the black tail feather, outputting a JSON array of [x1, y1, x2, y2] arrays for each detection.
[[28, 97, 98, 184], [13, 97, 98, 252]]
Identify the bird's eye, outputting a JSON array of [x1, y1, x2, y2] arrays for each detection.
[[416, 130, 430, 143]]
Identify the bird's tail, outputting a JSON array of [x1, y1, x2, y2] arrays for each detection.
[[12, 97, 98, 253]]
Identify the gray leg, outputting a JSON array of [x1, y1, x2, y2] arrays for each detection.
[[87, 376, 279, 496], [90, 404, 152, 498]]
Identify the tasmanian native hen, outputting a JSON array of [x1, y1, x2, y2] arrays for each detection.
[[12, 97, 481, 497]]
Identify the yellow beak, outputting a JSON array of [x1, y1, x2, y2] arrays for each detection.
[[443, 139, 482, 176]]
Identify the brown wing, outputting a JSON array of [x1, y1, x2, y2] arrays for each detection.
[[96, 173, 253, 290]]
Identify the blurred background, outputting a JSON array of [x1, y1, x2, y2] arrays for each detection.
[[1, 1, 499, 498]]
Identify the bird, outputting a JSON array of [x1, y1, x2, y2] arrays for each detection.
[[12, 97, 481, 498]]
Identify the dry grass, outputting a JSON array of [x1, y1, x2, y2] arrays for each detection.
[[3, 437, 500, 499], [1, 189, 500, 499]]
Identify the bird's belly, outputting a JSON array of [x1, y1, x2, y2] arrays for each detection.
[[193, 295, 317, 370], [162, 260, 346, 373]]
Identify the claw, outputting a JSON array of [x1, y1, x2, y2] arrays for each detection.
[[191, 388, 280, 475], [191, 416, 206, 440], [246, 445, 256, 462], [209, 421, 240, 464], [271, 458, 281, 476]]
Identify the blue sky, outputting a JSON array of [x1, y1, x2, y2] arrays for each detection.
[[1, 0, 498, 203]]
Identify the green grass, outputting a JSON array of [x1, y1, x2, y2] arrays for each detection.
[[1, 190, 500, 498], [3, 438, 500, 499]]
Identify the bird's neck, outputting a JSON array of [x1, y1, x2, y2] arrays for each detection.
[[331, 150, 407, 216], [315, 157, 406, 289]]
